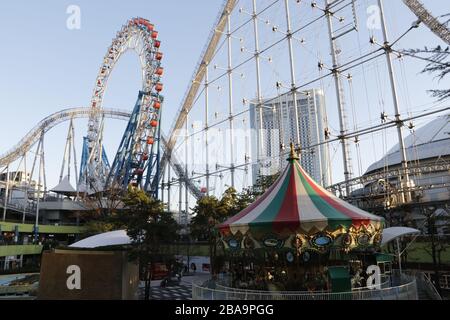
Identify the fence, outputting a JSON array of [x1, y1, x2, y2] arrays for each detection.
[[0, 283, 38, 297], [192, 272, 418, 300], [422, 271, 450, 290], [415, 272, 443, 300]]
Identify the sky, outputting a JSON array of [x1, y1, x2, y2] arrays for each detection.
[[0, 0, 448, 197]]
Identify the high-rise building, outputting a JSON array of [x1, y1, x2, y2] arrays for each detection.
[[250, 89, 331, 187]]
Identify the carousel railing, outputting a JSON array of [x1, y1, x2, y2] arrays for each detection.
[[192, 272, 418, 300], [214, 274, 391, 293]]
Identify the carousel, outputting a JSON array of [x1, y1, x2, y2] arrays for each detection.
[[217, 144, 385, 292]]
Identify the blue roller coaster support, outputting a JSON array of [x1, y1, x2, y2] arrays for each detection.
[[79, 136, 110, 189], [105, 91, 145, 190], [79, 137, 89, 183], [145, 109, 162, 199]]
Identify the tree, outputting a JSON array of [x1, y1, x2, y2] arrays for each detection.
[[74, 185, 126, 240], [405, 45, 450, 100], [113, 187, 179, 300], [79, 183, 124, 222], [83, 220, 115, 238], [251, 173, 280, 197], [190, 195, 222, 274], [189, 175, 281, 275], [421, 206, 450, 295], [236, 187, 255, 212], [218, 187, 241, 217], [190, 188, 241, 275]]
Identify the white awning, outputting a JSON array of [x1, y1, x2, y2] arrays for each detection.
[[381, 227, 420, 246], [69, 230, 131, 248]]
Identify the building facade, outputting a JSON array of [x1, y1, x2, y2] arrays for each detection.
[[250, 89, 331, 187]]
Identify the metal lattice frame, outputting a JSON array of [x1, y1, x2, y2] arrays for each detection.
[[84, 17, 164, 191], [1, 2, 449, 208], [402, 0, 450, 45], [160, 0, 238, 181], [105, 91, 162, 197], [0, 108, 131, 168]]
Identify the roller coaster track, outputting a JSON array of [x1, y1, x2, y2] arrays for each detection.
[[0, 107, 204, 199], [160, 0, 449, 185], [0, 108, 128, 168], [402, 0, 450, 44], [2, 0, 447, 203], [160, 0, 237, 181]]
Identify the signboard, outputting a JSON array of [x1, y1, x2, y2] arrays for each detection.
[[38, 250, 139, 300]]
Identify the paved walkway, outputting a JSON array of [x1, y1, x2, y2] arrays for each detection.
[[147, 284, 192, 300], [139, 274, 210, 300]]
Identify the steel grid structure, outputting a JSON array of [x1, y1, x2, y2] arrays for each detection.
[[158, 0, 449, 211], [402, 0, 450, 45], [0, 2, 449, 219], [0, 107, 201, 206]]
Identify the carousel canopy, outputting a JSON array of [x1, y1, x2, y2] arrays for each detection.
[[218, 146, 384, 237]]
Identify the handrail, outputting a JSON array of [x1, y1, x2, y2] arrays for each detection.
[[421, 272, 443, 300], [0, 218, 81, 227], [192, 273, 418, 300], [193, 281, 417, 300], [213, 274, 391, 294]]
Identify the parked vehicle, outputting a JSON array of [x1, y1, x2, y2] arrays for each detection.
[[151, 263, 169, 280]]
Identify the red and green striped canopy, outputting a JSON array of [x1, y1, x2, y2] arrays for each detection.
[[218, 156, 384, 237]]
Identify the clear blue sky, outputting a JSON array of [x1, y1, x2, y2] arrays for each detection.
[[0, 0, 448, 192]]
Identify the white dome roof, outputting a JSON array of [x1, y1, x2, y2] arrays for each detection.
[[69, 230, 131, 248], [366, 114, 450, 173]]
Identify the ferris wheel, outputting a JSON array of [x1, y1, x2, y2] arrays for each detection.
[[81, 17, 164, 193]]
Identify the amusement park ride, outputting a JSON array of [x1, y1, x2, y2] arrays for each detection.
[[0, 0, 449, 231], [80, 17, 165, 197]]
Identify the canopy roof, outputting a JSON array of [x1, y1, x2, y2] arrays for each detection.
[[381, 227, 420, 246], [219, 147, 384, 237], [69, 230, 131, 248], [51, 176, 77, 196]]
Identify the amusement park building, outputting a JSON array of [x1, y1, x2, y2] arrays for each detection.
[[249, 89, 331, 187], [353, 114, 450, 233]]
